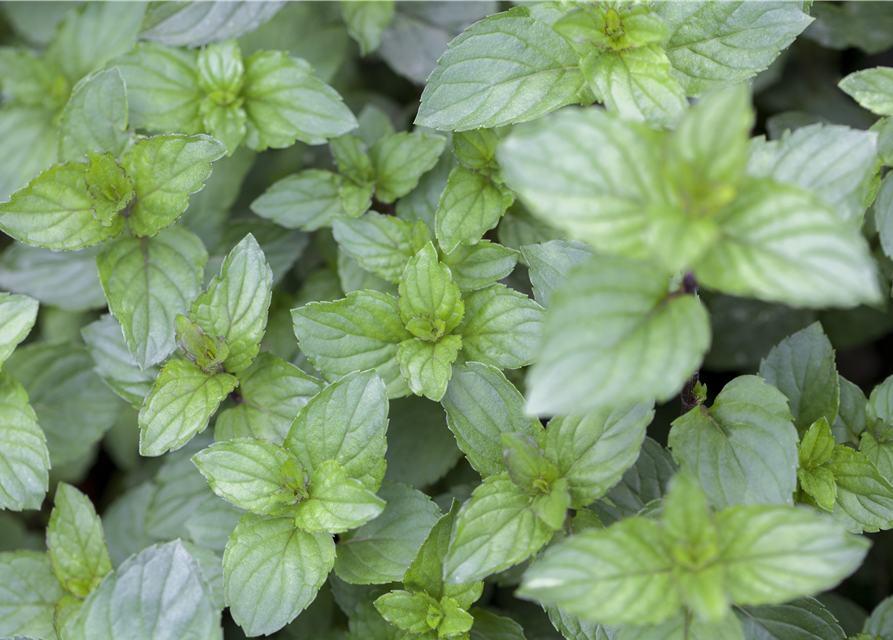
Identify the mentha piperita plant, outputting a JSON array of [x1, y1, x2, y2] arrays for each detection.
[[3, 1, 893, 639]]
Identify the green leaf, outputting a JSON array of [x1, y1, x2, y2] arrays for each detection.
[[865, 594, 893, 639], [370, 132, 446, 204], [716, 504, 869, 605], [0, 162, 125, 251], [339, 179, 375, 218], [455, 283, 544, 370], [521, 240, 595, 308], [617, 613, 745, 640], [759, 322, 840, 433], [546, 403, 654, 509], [397, 335, 463, 402], [415, 12, 585, 131], [144, 441, 217, 541], [193, 438, 306, 516], [582, 45, 687, 128], [140, 2, 282, 47], [123, 133, 226, 237], [396, 143, 456, 230], [503, 432, 558, 493], [399, 243, 464, 342], [197, 39, 244, 99], [734, 597, 847, 640], [694, 179, 881, 309], [826, 446, 893, 534], [331, 134, 375, 185], [532, 476, 572, 531], [834, 377, 869, 446], [840, 67, 893, 117], [800, 418, 837, 472], [83, 151, 134, 226], [190, 233, 274, 373], [0, 551, 66, 639], [435, 167, 514, 253], [527, 254, 710, 416], [333, 211, 420, 284], [292, 290, 411, 397], [878, 174, 893, 262], [374, 590, 438, 635], [58, 67, 131, 163], [295, 459, 387, 534], [441, 362, 543, 479], [54, 594, 83, 640], [441, 241, 519, 293], [97, 224, 207, 369], [214, 352, 324, 445], [468, 608, 527, 640], [241, 50, 357, 150], [518, 517, 677, 626], [70, 541, 220, 640], [0, 373, 48, 512], [545, 603, 617, 640], [138, 359, 238, 457], [251, 169, 344, 231], [342, 1, 395, 56], [81, 315, 159, 408], [46, 483, 111, 598], [668, 375, 799, 510], [453, 129, 499, 172], [0, 108, 58, 203], [654, 1, 813, 96], [285, 369, 389, 493], [225, 513, 334, 636], [335, 482, 440, 585], [444, 473, 555, 584], [175, 314, 229, 373], [0, 293, 37, 372]]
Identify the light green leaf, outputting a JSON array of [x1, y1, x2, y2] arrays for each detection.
[[734, 597, 847, 640], [654, 1, 813, 96], [81, 315, 159, 408], [800, 418, 837, 473], [190, 233, 273, 373], [760, 322, 840, 433], [415, 12, 585, 131], [503, 432, 558, 494], [197, 39, 244, 97], [58, 67, 131, 163], [144, 442, 217, 541], [532, 476, 572, 531], [694, 179, 881, 309], [242, 50, 357, 150], [138, 359, 238, 457], [582, 45, 687, 128], [455, 283, 544, 370], [47, 483, 111, 599], [669, 375, 799, 510], [527, 254, 710, 416], [186, 496, 244, 554], [827, 446, 893, 534], [97, 224, 207, 369], [435, 167, 514, 253], [201, 100, 247, 157], [54, 594, 83, 640], [833, 377, 869, 447], [342, 1, 394, 56], [0, 373, 48, 512], [497, 108, 664, 258], [292, 290, 411, 397], [0, 107, 58, 203], [0, 293, 37, 372], [335, 482, 440, 585], [214, 352, 324, 445], [295, 459, 386, 534], [0, 162, 125, 251], [331, 134, 374, 185], [441, 241, 519, 293], [397, 335, 462, 402], [374, 590, 437, 635], [338, 249, 399, 297], [140, 1, 282, 47], [339, 178, 375, 218], [83, 151, 134, 226], [521, 240, 594, 308], [396, 142, 456, 229], [399, 243, 464, 342], [518, 517, 677, 626], [251, 169, 344, 231], [865, 594, 893, 638], [840, 67, 893, 117], [0, 551, 66, 639], [70, 541, 221, 640], [545, 603, 617, 640], [444, 473, 555, 583], [546, 403, 654, 509], [285, 370, 389, 493], [618, 613, 744, 640], [878, 174, 893, 263], [453, 129, 499, 172], [123, 133, 226, 237], [333, 212, 419, 283], [370, 131, 446, 204], [441, 362, 543, 479]]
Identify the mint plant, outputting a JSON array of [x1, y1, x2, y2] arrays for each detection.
[[3, 2, 893, 640]]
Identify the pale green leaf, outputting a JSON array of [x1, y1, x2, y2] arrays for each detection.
[[101, 483, 155, 566], [521, 240, 594, 308], [840, 67, 893, 117], [827, 446, 893, 534], [453, 129, 499, 172], [617, 613, 744, 640], [331, 134, 374, 186], [0, 293, 37, 371], [140, 1, 283, 47], [876, 173, 893, 263], [864, 594, 893, 638], [197, 39, 244, 97], [338, 249, 399, 297], [396, 143, 456, 229], [370, 132, 445, 204], [374, 590, 437, 635], [58, 67, 131, 163], [503, 432, 558, 494], [545, 603, 617, 640], [435, 167, 514, 253], [0, 551, 66, 639], [341, 1, 394, 55], [441, 241, 519, 293], [81, 315, 159, 408], [734, 597, 847, 640], [834, 377, 869, 446], [0, 108, 58, 203], [145, 441, 216, 541], [201, 101, 247, 156], [251, 169, 344, 231], [397, 335, 462, 402], [0, 373, 48, 512], [399, 243, 464, 342], [295, 459, 386, 534], [333, 211, 418, 283]]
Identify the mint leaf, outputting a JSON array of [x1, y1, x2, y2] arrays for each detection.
[[342, 1, 394, 56], [654, 1, 813, 96], [840, 67, 893, 116], [46, 483, 111, 598], [397, 335, 463, 402], [140, 2, 283, 47], [71, 541, 220, 640], [138, 359, 238, 457], [546, 403, 654, 509], [442, 362, 543, 479], [695, 179, 881, 308], [415, 12, 585, 131], [398, 243, 464, 342], [295, 459, 387, 533], [835, 377, 869, 446], [0, 108, 57, 203], [545, 604, 618, 640], [453, 129, 499, 172], [618, 614, 744, 640], [878, 174, 893, 262], [527, 254, 710, 416], [214, 352, 324, 445], [435, 167, 514, 253], [734, 598, 847, 640], [502, 432, 558, 493], [669, 375, 799, 509], [521, 240, 595, 308], [335, 482, 440, 585], [0, 162, 125, 251], [58, 67, 131, 162], [331, 134, 375, 185], [455, 283, 544, 370], [333, 212, 421, 284], [251, 169, 344, 231], [441, 241, 518, 293], [760, 322, 840, 433], [374, 590, 439, 635], [396, 145, 456, 229], [0, 293, 37, 371], [190, 233, 273, 373], [370, 132, 445, 204], [242, 51, 357, 150], [826, 446, 893, 534], [97, 224, 207, 369], [292, 290, 411, 397], [0, 373, 48, 512], [285, 370, 389, 493], [865, 594, 893, 639], [123, 133, 226, 237], [0, 551, 65, 639]]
